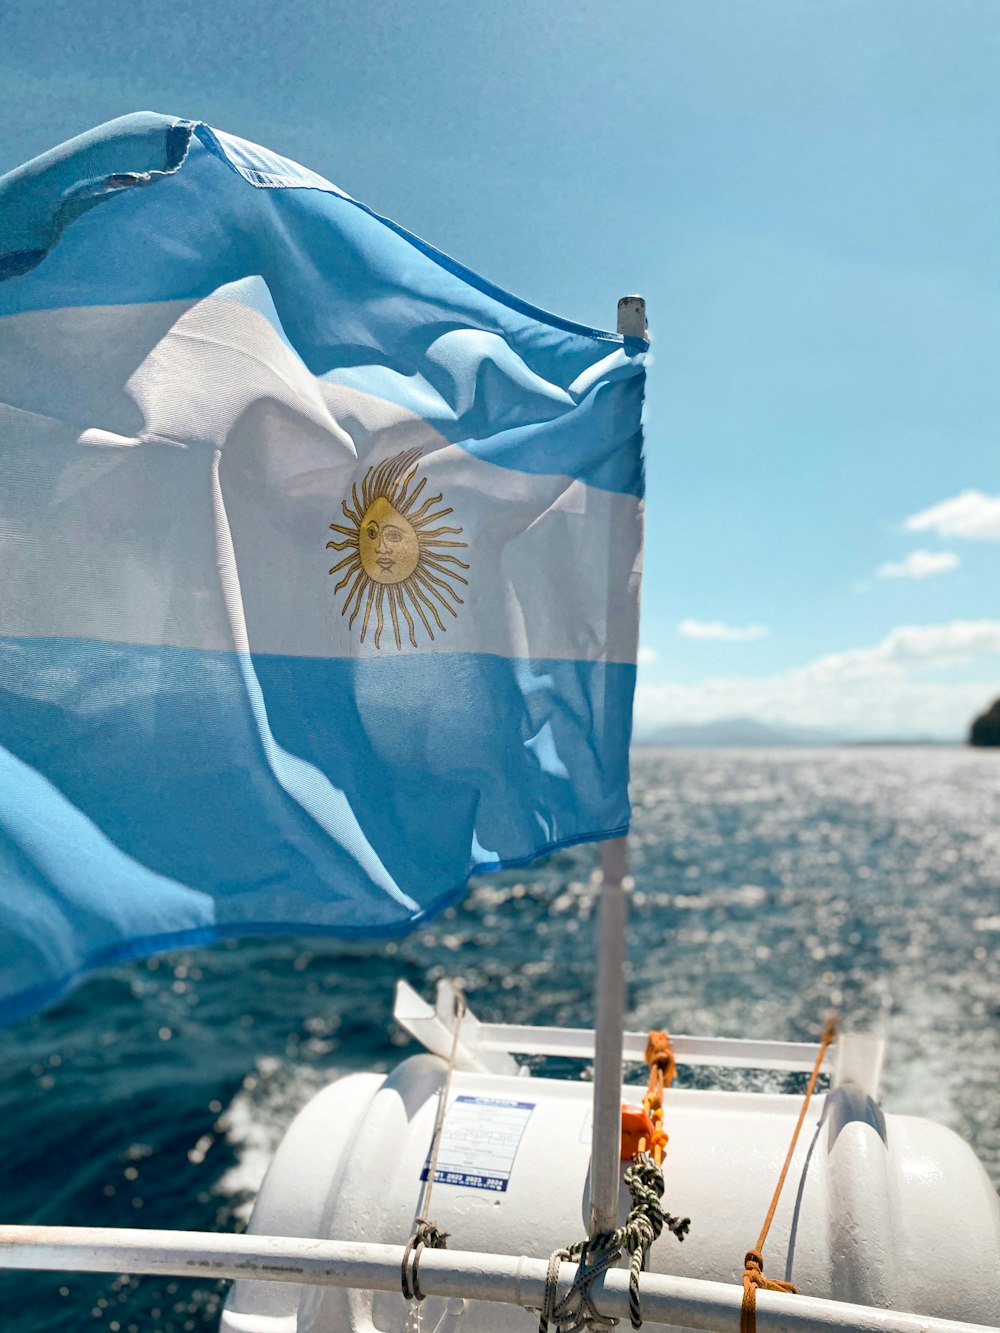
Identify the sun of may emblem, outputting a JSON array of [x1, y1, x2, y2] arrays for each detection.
[[326, 448, 469, 649]]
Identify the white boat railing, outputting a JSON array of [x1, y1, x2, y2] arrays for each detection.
[[0, 1225, 991, 1333], [392, 980, 886, 1095]]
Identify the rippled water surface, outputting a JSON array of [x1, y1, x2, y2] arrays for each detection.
[[1, 748, 998, 1330]]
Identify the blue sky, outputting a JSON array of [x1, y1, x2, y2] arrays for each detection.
[[3, 0, 998, 738]]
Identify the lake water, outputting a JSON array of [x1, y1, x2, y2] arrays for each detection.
[[1, 747, 998, 1330]]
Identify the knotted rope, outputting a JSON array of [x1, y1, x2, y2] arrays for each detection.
[[401, 1219, 450, 1303], [539, 1242, 620, 1333], [740, 1248, 797, 1332], [739, 1013, 838, 1333], [539, 1153, 690, 1332], [401, 988, 466, 1305]]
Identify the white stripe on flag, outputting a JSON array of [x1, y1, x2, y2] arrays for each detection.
[[0, 298, 642, 663]]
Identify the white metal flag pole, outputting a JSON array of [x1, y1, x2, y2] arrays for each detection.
[[587, 296, 647, 1241], [588, 835, 629, 1238]]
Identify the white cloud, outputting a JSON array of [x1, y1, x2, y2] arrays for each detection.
[[678, 619, 769, 642], [633, 619, 1000, 740], [876, 549, 960, 580], [637, 646, 658, 665], [904, 490, 1000, 541], [835, 619, 1000, 667]]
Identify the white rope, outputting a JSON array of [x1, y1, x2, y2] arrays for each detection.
[[402, 987, 467, 1305]]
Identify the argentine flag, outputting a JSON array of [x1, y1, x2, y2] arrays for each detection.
[[0, 113, 646, 1022]]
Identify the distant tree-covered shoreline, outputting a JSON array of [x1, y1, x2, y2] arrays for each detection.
[[970, 698, 1000, 747]]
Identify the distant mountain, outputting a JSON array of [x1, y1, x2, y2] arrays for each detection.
[[634, 716, 841, 748]]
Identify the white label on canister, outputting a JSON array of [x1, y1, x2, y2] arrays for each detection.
[[420, 1095, 535, 1192]]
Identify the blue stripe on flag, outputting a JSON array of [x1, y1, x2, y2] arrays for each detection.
[[0, 115, 646, 495], [0, 636, 634, 1024]]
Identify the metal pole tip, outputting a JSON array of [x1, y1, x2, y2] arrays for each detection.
[[617, 295, 647, 339]]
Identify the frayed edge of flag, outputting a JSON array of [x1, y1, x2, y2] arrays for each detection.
[[0, 117, 196, 283]]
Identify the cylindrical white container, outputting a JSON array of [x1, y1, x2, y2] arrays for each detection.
[[221, 1055, 1000, 1333]]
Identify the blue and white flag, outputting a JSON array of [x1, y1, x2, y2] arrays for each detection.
[[0, 113, 646, 1022]]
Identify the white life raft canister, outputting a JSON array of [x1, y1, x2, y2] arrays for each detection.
[[221, 1052, 1000, 1332]]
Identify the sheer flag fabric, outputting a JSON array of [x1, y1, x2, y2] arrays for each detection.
[[0, 113, 646, 1022]]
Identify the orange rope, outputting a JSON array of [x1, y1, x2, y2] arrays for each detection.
[[740, 1014, 838, 1333], [638, 1030, 675, 1167]]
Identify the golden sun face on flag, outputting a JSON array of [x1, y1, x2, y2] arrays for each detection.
[[326, 449, 469, 649]]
